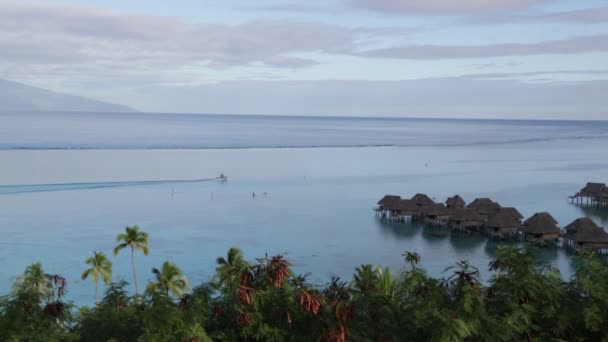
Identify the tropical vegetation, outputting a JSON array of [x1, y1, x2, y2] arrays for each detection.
[[1, 225, 608, 341]]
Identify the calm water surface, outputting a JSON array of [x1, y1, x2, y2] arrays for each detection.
[[0, 112, 607, 305]]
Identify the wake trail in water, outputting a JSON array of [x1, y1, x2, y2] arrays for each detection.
[[0, 177, 222, 195]]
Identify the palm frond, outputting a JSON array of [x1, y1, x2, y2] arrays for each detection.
[[81, 269, 92, 280]]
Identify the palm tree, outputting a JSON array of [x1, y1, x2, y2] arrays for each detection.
[[215, 247, 248, 288], [81, 251, 112, 304], [114, 225, 149, 295], [353, 264, 379, 295], [147, 261, 189, 297], [402, 251, 421, 271], [21, 262, 52, 298], [377, 267, 396, 299]]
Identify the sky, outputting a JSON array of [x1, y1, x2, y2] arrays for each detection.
[[1, 0, 607, 119]]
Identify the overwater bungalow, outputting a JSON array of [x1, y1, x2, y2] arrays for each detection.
[[377, 195, 400, 210], [376, 195, 401, 216], [570, 182, 608, 207], [392, 199, 421, 221], [422, 203, 451, 226], [522, 212, 560, 245], [580, 182, 606, 197], [563, 217, 608, 253], [485, 208, 522, 239], [498, 207, 524, 222], [449, 208, 483, 232], [411, 193, 435, 208], [466, 198, 502, 221], [445, 195, 466, 209]]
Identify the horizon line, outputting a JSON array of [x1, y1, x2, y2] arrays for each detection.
[[2, 109, 607, 123]]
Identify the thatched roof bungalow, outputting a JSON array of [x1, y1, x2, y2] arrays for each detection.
[[445, 195, 466, 209], [580, 182, 607, 196], [393, 199, 421, 217], [377, 195, 401, 211], [422, 204, 451, 226], [564, 217, 598, 237], [563, 217, 608, 250], [411, 193, 435, 208], [498, 207, 524, 221], [522, 212, 560, 244], [449, 208, 483, 231], [571, 182, 608, 206], [467, 198, 502, 220], [485, 208, 522, 239]]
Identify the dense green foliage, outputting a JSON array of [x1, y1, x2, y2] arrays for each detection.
[[1, 227, 608, 341]]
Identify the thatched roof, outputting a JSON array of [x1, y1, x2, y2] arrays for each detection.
[[486, 211, 521, 228], [394, 199, 420, 212], [574, 226, 608, 244], [498, 207, 524, 220], [411, 193, 435, 207], [445, 195, 466, 208], [565, 218, 608, 243], [450, 208, 482, 222], [523, 212, 559, 234], [377, 195, 401, 207], [564, 217, 600, 235], [467, 198, 502, 215], [422, 203, 451, 216], [580, 182, 606, 195]]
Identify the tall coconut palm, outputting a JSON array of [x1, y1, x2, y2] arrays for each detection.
[[81, 251, 112, 304], [215, 247, 248, 288], [147, 261, 189, 297], [114, 225, 149, 295]]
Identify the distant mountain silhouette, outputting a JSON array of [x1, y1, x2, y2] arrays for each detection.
[[0, 79, 135, 112]]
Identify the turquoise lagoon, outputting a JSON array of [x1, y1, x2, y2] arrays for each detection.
[[0, 112, 607, 305]]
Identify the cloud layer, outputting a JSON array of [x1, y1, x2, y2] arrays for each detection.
[[361, 34, 608, 59], [2, 0, 606, 76], [351, 0, 547, 13], [0, 0, 606, 119], [0, 1, 355, 75]]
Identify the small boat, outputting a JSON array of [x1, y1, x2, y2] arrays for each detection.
[[218, 174, 228, 182]]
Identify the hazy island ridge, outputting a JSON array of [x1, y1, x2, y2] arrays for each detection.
[[0, 78, 135, 113]]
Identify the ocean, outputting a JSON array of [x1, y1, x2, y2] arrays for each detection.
[[1, 111, 607, 305]]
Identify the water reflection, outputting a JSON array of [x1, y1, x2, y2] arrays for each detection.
[[449, 232, 487, 252], [374, 218, 421, 239], [534, 246, 559, 264], [483, 239, 519, 257], [421, 226, 449, 240]]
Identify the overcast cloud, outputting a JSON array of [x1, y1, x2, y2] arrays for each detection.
[[351, 0, 548, 14], [0, 0, 606, 119]]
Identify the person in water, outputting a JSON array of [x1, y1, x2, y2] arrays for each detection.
[[252, 192, 256, 198]]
